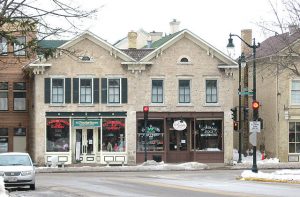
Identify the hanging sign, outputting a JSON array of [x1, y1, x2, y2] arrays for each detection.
[[173, 120, 187, 131], [47, 119, 69, 129]]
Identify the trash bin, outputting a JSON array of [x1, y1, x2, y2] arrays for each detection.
[[152, 155, 162, 162]]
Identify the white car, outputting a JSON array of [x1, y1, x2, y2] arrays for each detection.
[[0, 152, 35, 190]]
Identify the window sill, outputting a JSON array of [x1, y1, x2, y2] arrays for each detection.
[[203, 103, 220, 107], [289, 105, 300, 109], [176, 62, 193, 65], [176, 103, 194, 107], [106, 104, 123, 107], [50, 104, 67, 107], [150, 103, 167, 107], [78, 104, 95, 107]]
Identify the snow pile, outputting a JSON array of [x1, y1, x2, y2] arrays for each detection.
[[232, 149, 279, 165], [138, 160, 208, 170], [0, 177, 8, 197], [241, 170, 300, 182]]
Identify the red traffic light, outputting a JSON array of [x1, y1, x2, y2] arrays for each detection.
[[252, 100, 259, 109], [143, 106, 149, 113], [233, 121, 238, 131]]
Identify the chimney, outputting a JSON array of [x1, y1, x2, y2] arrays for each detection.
[[288, 24, 298, 35], [128, 31, 138, 49], [241, 29, 252, 56], [147, 36, 152, 48], [169, 19, 180, 34], [150, 31, 163, 42]]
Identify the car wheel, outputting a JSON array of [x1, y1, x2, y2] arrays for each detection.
[[30, 184, 35, 190]]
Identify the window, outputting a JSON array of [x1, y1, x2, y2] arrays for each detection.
[[0, 37, 8, 55], [13, 82, 26, 111], [289, 122, 300, 153], [46, 119, 70, 152], [180, 57, 189, 62], [152, 80, 163, 103], [101, 118, 126, 152], [0, 128, 8, 153], [206, 80, 217, 103], [0, 82, 8, 111], [137, 119, 164, 152], [193, 120, 222, 151], [80, 78, 92, 103], [108, 79, 120, 103], [14, 36, 26, 56], [52, 79, 64, 103], [291, 80, 300, 105], [179, 80, 190, 103]]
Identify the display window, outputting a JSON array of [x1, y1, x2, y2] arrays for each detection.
[[0, 128, 8, 153], [46, 119, 70, 152], [137, 119, 164, 152], [101, 118, 125, 152], [193, 119, 222, 151]]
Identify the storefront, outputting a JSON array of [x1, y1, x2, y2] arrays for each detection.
[[45, 112, 127, 165], [136, 112, 224, 163]]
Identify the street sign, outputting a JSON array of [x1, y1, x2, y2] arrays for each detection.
[[249, 132, 257, 146], [238, 91, 254, 96], [249, 121, 261, 133]]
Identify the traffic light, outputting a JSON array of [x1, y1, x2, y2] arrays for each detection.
[[231, 107, 237, 121], [233, 121, 238, 131], [143, 106, 149, 120], [252, 100, 260, 110]]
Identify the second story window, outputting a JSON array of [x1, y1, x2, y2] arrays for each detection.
[[291, 80, 300, 105], [152, 80, 163, 103], [0, 37, 8, 55], [0, 82, 8, 111], [80, 79, 92, 103], [13, 82, 26, 111], [14, 36, 26, 56], [52, 79, 64, 104], [179, 80, 190, 103], [108, 79, 120, 103], [206, 80, 217, 103]]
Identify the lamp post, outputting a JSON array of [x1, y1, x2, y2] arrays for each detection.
[[238, 53, 246, 163], [227, 33, 260, 172]]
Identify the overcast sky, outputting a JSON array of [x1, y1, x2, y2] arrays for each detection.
[[71, 0, 281, 55]]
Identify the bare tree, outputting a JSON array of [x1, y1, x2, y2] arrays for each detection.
[[0, 0, 98, 57]]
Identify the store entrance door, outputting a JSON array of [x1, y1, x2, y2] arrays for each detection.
[[75, 128, 97, 163]]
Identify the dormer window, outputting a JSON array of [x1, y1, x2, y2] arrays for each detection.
[[177, 55, 192, 65]]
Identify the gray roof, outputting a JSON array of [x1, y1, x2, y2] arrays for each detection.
[[121, 49, 154, 61]]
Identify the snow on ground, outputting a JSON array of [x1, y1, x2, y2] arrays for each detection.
[[241, 170, 300, 182], [232, 149, 279, 165], [0, 177, 8, 197]]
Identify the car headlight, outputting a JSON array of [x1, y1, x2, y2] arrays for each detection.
[[0, 171, 3, 176], [21, 171, 32, 176]]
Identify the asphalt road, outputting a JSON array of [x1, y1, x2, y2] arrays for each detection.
[[7, 170, 300, 197]]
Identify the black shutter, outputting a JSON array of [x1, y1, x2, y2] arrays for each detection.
[[44, 78, 50, 103], [93, 78, 99, 103], [101, 78, 107, 104], [121, 78, 128, 103], [65, 78, 71, 103], [73, 78, 79, 103]]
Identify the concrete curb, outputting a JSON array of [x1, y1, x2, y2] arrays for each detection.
[[239, 177, 300, 184]]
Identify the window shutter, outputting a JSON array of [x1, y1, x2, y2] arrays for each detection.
[[73, 78, 79, 103], [65, 78, 71, 103], [93, 78, 99, 103], [121, 78, 128, 103], [101, 78, 107, 104], [44, 78, 51, 103]]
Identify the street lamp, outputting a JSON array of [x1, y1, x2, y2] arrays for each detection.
[[227, 33, 260, 173]]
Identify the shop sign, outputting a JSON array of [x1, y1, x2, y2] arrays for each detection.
[[73, 119, 100, 127], [199, 125, 218, 137], [103, 120, 125, 131], [173, 120, 187, 131], [47, 119, 69, 129]]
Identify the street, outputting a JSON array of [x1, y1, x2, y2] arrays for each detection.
[[7, 170, 300, 197]]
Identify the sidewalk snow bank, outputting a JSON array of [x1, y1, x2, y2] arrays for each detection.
[[232, 149, 279, 165], [0, 177, 8, 197], [139, 160, 208, 170], [241, 170, 300, 182]]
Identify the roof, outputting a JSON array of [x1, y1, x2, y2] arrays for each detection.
[[38, 40, 68, 49], [121, 49, 154, 61], [149, 30, 184, 48], [256, 31, 300, 58]]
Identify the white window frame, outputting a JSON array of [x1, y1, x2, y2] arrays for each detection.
[[13, 82, 26, 111], [290, 79, 300, 106], [151, 79, 164, 104], [13, 36, 26, 56], [51, 78, 65, 104], [79, 78, 93, 104], [107, 78, 121, 104], [0, 37, 8, 55], [178, 79, 191, 104], [205, 78, 219, 105], [0, 82, 8, 111]]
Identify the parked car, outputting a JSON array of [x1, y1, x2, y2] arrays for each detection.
[[0, 152, 35, 190]]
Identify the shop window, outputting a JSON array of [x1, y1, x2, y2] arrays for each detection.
[[0, 37, 8, 55], [193, 120, 222, 151], [14, 36, 26, 56], [13, 128, 26, 152], [179, 80, 190, 103], [80, 78, 92, 103], [0, 82, 8, 111], [289, 122, 300, 153], [46, 119, 70, 152], [137, 119, 164, 152], [152, 80, 163, 103], [101, 118, 126, 152], [206, 80, 218, 103], [291, 80, 300, 105], [13, 82, 26, 111], [0, 128, 8, 153], [52, 79, 64, 103]]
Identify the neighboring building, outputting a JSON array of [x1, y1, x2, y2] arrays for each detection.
[[243, 26, 300, 162], [25, 29, 237, 165], [0, 26, 35, 153]]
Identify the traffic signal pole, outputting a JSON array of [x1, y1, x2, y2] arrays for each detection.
[[143, 106, 149, 162]]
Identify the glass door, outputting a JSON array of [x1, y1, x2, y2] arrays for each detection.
[[169, 129, 188, 151], [75, 128, 96, 163]]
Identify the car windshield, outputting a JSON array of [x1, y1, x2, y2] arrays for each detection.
[[0, 155, 32, 166]]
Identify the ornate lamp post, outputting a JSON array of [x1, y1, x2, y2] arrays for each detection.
[[227, 33, 260, 172]]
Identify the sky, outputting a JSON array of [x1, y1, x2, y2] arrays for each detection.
[[60, 0, 283, 55]]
